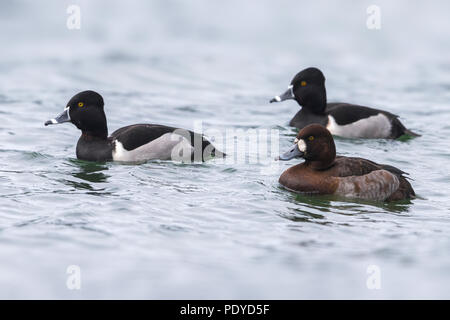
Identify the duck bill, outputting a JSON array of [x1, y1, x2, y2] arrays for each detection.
[[270, 85, 294, 103], [278, 144, 304, 161], [45, 107, 70, 126]]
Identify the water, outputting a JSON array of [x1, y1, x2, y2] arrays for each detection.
[[1, 0, 450, 299]]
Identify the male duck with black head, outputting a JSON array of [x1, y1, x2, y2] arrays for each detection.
[[45, 91, 224, 162], [270, 67, 419, 139], [278, 124, 415, 201]]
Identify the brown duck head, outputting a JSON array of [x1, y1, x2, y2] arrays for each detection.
[[278, 124, 336, 170]]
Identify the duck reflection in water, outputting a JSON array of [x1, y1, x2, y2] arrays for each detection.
[[63, 159, 111, 193], [279, 189, 412, 224]]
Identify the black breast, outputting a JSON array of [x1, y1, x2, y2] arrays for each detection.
[[289, 109, 328, 129], [76, 137, 113, 161]]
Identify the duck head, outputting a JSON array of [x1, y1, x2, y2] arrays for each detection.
[[45, 90, 108, 138], [278, 124, 336, 170], [270, 67, 327, 113]]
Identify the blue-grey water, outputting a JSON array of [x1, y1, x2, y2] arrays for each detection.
[[1, 0, 450, 299]]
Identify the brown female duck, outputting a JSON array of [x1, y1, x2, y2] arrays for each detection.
[[278, 124, 415, 201]]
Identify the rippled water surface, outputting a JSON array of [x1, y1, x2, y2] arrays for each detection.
[[1, 1, 450, 298]]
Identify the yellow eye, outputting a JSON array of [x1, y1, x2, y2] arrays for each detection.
[[308, 136, 314, 141], [301, 81, 307, 87], [78, 102, 84, 107]]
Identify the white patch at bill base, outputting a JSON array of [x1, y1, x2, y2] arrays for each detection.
[[297, 139, 306, 152]]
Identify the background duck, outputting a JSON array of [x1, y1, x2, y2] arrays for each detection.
[[278, 124, 415, 201], [45, 90, 224, 162], [270, 67, 420, 139]]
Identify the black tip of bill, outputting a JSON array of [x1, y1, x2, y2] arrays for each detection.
[[270, 96, 281, 103]]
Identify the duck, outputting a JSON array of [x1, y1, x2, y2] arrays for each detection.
[[270, 67, 419, 139], [277, 124, 415, 201], [45, 90, 224, 162]]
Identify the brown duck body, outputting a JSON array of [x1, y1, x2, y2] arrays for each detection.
[[279, 157, 414, 201], [278, 124, 415, 202]]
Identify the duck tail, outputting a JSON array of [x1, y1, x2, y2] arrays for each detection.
[[212, 148, 226, 158], [390, 116, 420, 138], [403, 128, 421, 137]]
